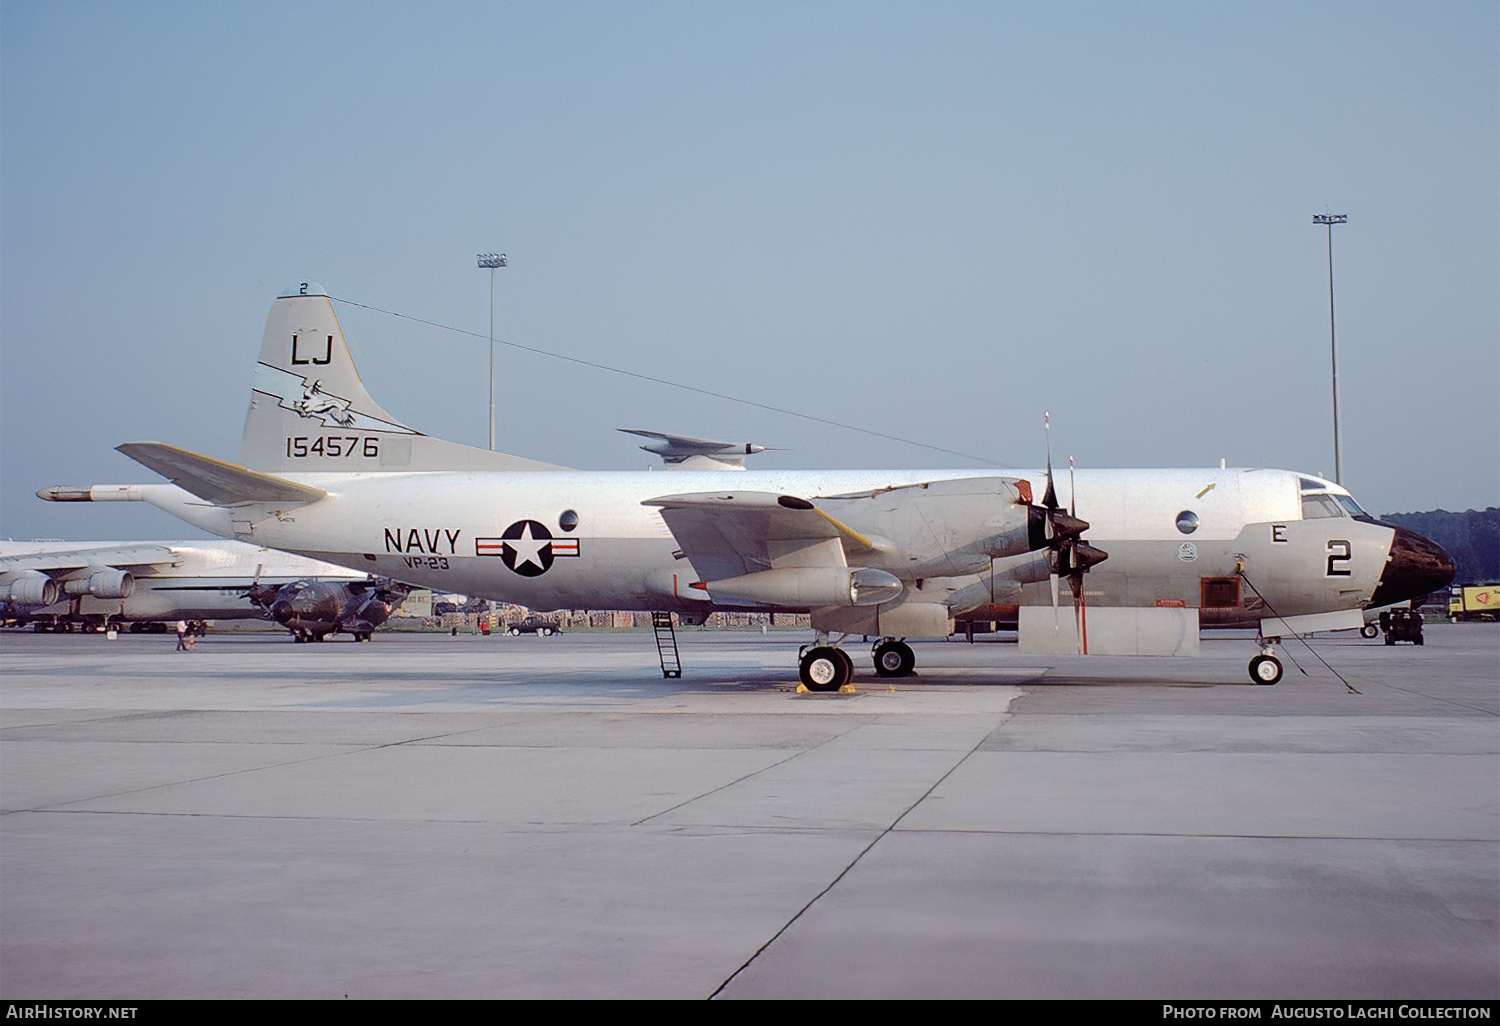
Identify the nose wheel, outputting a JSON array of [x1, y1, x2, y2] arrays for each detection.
[[1249, 636, 1283, 685], [1249, 654, 1283, 685]]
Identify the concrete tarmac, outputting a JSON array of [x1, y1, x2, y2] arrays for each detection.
[[1, 624, 1495, 999]]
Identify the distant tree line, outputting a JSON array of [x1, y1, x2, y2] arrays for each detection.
[[1379, 507, 1499, 586]]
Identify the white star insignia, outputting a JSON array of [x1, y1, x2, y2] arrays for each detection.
[[507, 523, 550, 570]]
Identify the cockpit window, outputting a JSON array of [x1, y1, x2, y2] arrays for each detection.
[[1301, 494, 1346, 519], [1335, 495, 1367, 517]]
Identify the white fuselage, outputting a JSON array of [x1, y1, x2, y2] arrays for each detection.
[[135, 465, 1394, 624]]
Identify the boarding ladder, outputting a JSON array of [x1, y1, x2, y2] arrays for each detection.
[[652, 611, 681, 678]]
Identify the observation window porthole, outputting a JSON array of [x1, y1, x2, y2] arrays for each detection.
[[1175, 511, 1199, 535], [558, 509, 579, 532]]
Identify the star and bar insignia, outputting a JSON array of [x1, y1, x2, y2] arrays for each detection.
[[476, 520, 581, 577]]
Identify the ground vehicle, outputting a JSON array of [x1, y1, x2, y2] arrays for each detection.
[[508, 616, 561, 637], [1380, 607, 1424, 645], [1448, 585, 1500, 622]]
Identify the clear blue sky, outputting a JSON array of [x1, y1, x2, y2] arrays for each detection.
[[3, 0, 1495, 542]]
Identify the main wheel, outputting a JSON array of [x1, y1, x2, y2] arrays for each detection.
[[510, 626, 521, 636], [1360, 623, 1379, 639], [873, 640, 915, 678], [800, 647, 852, 692], [1249, 654, 1283, 685]]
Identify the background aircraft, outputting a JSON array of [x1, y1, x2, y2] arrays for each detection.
[[619, 429, 769, 470], [0, 537, 411, 640], [40, 283, 1453, 687]]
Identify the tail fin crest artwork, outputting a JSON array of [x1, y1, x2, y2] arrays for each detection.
[[239, 281, 564, 474]]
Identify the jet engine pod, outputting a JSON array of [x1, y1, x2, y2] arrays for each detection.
[[63, 569, 134, 600], [706, 566, 904, 608], [3, 572, 60, 608]]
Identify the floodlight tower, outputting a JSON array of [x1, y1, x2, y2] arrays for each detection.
[[477, 252, 507, 451], [1313, 214, 1347, 485]]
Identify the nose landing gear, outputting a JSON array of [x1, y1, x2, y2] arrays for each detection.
[[1250, 636, 1283, 685]]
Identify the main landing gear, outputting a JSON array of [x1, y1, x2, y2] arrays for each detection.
[[1249, 635, 1283, 685], [798, 636, 919, 691], [798, 644, 853, 692], [872, 638, 915, 678]]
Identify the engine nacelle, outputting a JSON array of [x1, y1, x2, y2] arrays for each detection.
[[345, 590, 396, 632], [812, 599, 955, 638], [3, 572, 60, 608], [63, 569, 134, 600], [268, 580, 345, 631], [705, 567, 903, 608], [818, 477, 1044, 578]]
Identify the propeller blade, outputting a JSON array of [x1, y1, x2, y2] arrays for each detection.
[[1035, 415, 1109, 646], [1069, 568, 1088, 655], [1042, 413, 1058, 511]]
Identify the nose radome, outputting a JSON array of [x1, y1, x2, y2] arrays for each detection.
[[1368, 526, 1456, 609]]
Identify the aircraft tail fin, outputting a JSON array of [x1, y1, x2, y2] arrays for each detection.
[[238, 281, 565, 473]]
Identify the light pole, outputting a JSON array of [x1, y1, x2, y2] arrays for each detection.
[[1313, 214, 1347, 485], [477, 253, 507, 451]]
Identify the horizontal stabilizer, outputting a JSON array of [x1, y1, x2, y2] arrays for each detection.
[[116, 443, 327, 506]]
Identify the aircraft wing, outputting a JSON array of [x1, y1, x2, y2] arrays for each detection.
[[0, 545, 180, 575], [643, 491, 875, 581], [0, 543, 183, 606]]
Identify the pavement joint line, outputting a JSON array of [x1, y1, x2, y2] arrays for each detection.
[[7, 808, 1495, 845], [631, 743, 839, 827], [708, 713, 1007, 999], [2, 733, 491, 811]]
